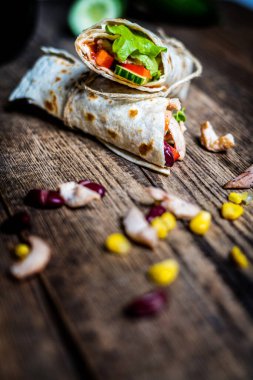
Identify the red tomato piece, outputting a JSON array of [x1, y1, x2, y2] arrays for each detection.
[[170, 145, 180, 161], [121, 63, 152, 79]]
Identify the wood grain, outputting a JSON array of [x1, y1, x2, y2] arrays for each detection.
[[0, 2, 253, 379]]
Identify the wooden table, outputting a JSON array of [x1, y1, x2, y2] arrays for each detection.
[[1, 2, 253, 379]]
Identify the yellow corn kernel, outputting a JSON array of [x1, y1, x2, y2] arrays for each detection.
[[189, 211, 211, 235], [151, 217, 168, 239], [228, 192, 248, 205], [105, 233, 131, 255], [148, 259, 180, 286], [14, 244, 30, 259], [221, 202, 244, 220], [230, 246, 249, 269], [160, 212, 177, 232]]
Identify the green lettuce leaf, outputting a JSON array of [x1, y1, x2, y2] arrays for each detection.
[[130, 52, 158, 77], [106, 24, 167, 63], [174, 108, 186, 123]]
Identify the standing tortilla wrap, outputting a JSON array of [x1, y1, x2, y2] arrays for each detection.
[[75, 18, 202, 98], [75, 18, 169, 94], [161, 35, 198, 100], [9, 48, 186, 175]]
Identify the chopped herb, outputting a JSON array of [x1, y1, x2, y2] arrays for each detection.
[[174, 107, 186, 123]]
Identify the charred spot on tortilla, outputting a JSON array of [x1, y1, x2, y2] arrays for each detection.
[[61, 69, 69, 74], [44, 90, 58, 114], [85, 112, 95, 122], [101, 116, 107, 123], [88, 92, 98, 100], [44, 100, 53, 112], [129, 109, 138, 118], [57, 58, 72, 67], [54, 76, 61, 83], [139, 141, 154, 156], [107, 130, 118, 139]]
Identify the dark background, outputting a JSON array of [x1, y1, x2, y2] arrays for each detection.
[[1, 0, 252, 64]]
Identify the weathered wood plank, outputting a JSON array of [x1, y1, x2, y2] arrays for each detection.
[[0, 207, 87, 380], [1, 78, 253, 379]]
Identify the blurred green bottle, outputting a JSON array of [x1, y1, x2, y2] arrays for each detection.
[[68, 0, 218, 36], [129, 0, 218, 25], [68, 0, 127, 35]]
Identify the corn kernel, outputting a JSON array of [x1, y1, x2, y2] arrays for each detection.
[[189, 211, 211, 235], [228, 192, 248, 205], [221, 202, 244, 220], [148, 259, 179, 286], [160, 212, 177, 232], [230, 246, 249, 269], [105, 233, 131, 255], [151, 217, 168, 239], [14, 244, 30, 259]]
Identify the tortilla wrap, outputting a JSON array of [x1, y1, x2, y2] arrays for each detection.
[[75, 18, 202, 98], [9, 47, 88, 118], [9, 48, 186, 174], [75, 18, 169, 94]]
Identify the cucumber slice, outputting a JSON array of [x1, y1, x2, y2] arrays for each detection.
[[68, 0, 124, 36], [114, 65, 149, 85]]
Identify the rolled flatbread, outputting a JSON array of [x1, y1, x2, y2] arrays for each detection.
[[9, 48, 186, 174], [9, 47, 88, 118], [75, 18, 202, 98]]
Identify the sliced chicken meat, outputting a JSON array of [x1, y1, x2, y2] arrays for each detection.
[[10, 236, 51, 279], [123, 207, 158, 249], [146, 187, 200, 220], [167, 117, 186, 160], [200, 121, 235, 152], [59, 181, 100, 208]]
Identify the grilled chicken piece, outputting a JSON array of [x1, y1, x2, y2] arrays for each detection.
[[200, 121, 235, 152], [10, 236, 51, 279], [146, 187, 200, 220], [167, 117, 186, 160], [59, 181, 100, 208], [123, 207, 158, 249]]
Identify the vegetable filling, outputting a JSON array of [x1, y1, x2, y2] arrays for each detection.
[[164, 108, 186, 167], [90, 24, 167, 85]]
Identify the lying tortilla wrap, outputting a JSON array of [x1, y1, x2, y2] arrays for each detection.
[[9, 48, 186, 175], [9, 47, 88, 118], [75, 18, 202, 98]]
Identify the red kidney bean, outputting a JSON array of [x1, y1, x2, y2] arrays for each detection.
[[78, 180, 106, 197], [146, 205, 166, 223], [124, 289, 168, 318], [24, 189, 64, 208], [1, 211, 31, 234], [164, 142, 175, 167], [46, 191, 65, 207]]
